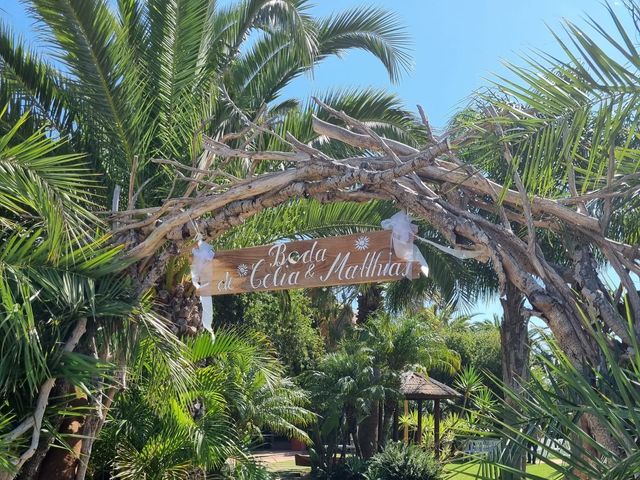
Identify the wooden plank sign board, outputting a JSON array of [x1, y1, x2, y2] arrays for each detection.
[[196, 230, 420, 296]]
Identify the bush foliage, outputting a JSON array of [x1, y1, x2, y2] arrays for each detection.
[[366, 442, 442, 480]]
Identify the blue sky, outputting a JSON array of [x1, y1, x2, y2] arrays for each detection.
[[1, 0, 625, 128], [285, 0, 626, 128], [0, 0, 627, 319]]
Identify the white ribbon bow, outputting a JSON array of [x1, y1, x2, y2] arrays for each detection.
[[191, 239, 215, 336], [381, 211, 429, 278]]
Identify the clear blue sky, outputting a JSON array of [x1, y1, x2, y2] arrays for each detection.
[[285, 0, 625, 129], [1, 0, 625, 128], [0, 0, 626, 319]]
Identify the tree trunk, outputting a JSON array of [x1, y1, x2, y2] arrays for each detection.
[[356, 284, 382, 325], [381, 398, 397, 448], [36, 396, 87, 479], [358, 395, 379, 458], [356, 286, 382, 458], [500, 282, 529, 479]]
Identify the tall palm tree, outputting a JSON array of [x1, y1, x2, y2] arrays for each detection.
[[459, 1, 640, 340], [361, 312, 461, 452], [0, 0, 412, 202], [0, 1, 418, 476], [454, 0, 640, 471]]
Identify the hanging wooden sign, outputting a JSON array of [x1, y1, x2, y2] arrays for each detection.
[[196, 230, 420, 296]]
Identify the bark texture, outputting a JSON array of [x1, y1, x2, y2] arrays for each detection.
[[500, 283, 529, 479]]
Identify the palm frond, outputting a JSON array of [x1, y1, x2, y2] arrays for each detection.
[[29, 0, 146, 182], [463, 0, 640, 228], [0, 22, 73, 135], [317, 6, 412, 83], [0, 108, 98, 257]]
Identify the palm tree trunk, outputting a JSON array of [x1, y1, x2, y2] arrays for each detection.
[[358, 396, 379, 458], [36, 396, 87, 479], [345, 408, 362, 457], [500, 283, 529, 480], [356, 285, 382, 325], [381, 399, 397, 447], [356, 286, 382, 457]]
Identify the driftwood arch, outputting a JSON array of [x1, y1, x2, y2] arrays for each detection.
[[116, 99, 637, 369], [105, 98, 639, 454]]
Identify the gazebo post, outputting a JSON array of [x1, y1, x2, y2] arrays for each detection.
[[416, 399, 423, 445], [434, 399, 441, 459], [403, 400, 409, 443]]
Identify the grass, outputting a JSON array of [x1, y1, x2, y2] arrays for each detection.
[[266, 458, 310, 478], [264, 457, 561, 479], [444, 461, 561, 479]]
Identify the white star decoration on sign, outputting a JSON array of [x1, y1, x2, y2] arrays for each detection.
[[237, 264, 249, 277], [354, 235, 370, 251]]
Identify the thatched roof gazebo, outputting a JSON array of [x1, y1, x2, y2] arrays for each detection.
[[397, 371, 462, 457]]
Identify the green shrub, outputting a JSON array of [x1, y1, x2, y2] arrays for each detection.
[[366, 442, 442, 480], [328, 457, 369, 480]]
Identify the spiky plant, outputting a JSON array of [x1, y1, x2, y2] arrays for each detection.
[[463, 308, 640, 480]]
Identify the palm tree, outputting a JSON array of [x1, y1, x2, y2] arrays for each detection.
[[361, 312, 461, 452], [304, 347, 379, 463], [459, 1, 640, 351], [0, 1, 417, 475], [1, 0, 490, 318], [364, 312, 461, 379], [91, 329, 311, 478], [453, 0, 640, 470], [0, 0, 412, 203], [0, 109, 147, 480]]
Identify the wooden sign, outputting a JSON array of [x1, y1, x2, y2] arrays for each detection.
[[196, 230, 419, 296]]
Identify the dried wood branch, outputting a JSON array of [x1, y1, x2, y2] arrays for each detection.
[[107, 101, 638, 455], [152, 158, 240, 182], [130, 177, 154, 208], [203, 135, 309, 163], [488, 107, 546, 279], [312, 115, 418, 156], [416, 104, 436, 144], [314, 114, 602, 232], [314, 97, 438, 198]]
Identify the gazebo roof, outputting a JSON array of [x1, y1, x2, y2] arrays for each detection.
[[400, 371, 461, 400]]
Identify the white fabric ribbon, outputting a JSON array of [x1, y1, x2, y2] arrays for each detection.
[[191, 239, 215, 336], [381, 211, 484, 276], [381, 211, 429, 278], [416, 237, 484, 260]]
